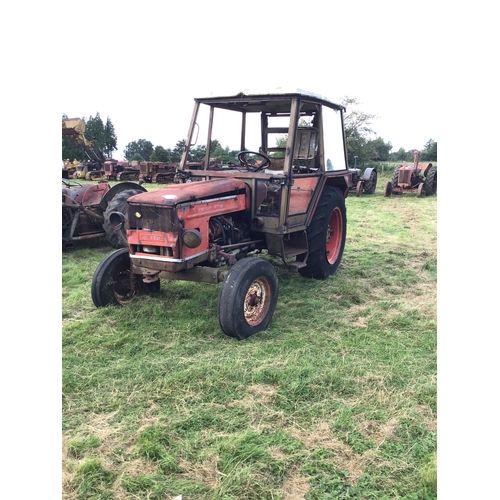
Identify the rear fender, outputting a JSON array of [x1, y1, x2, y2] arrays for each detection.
[[361, 167, 376, 181], [99, 181, 147, 211], [423, 163, 434, 176], [324, 173, 350, 198]]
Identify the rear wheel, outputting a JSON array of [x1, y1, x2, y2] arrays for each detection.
[[218, 258, 278, 340], [391, 166, 401, 188], [92, 248, 142, 307], [103, 189, 143, 248], [363, 170, 378, 194], [298, 185, 346, 280], [424, 166, 437, 196]]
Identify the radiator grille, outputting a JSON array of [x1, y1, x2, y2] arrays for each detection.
[[398, 170, 411, 184], [128, 205, 177, 232]]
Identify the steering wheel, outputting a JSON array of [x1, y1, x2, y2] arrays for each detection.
[[62, 179, 82, 188], [237, 151, 271, 172]]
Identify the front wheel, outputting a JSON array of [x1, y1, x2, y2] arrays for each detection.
[[298, 185, 346, 280], [218, 258, 278, 340], [356, 181, 363, 197], [92, 248, 147, 307], [384, 182, 392, 197]]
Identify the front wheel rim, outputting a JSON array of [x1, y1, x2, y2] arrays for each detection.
[[112, 271, 137, 305], [326, 207, 343, 265], [244, 277, 272, 326]]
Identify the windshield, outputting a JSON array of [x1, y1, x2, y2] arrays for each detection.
[[322, 107, 347, 171]]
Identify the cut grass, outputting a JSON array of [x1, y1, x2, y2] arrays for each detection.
[[62, 178, 437, 499]]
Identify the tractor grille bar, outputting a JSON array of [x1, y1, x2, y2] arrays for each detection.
[[128, 205, 177, 232], [398, 169, 411, 184]]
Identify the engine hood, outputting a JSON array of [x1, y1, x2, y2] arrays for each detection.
[[128, 178, 248, 207]]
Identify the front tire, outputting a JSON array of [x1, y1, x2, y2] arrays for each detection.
[[92, 248, 144, 307], [298, 185, 346, 280], [218, 258, 278, 340], [103, 189, 143, 248]]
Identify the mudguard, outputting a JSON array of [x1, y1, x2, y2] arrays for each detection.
[[361, 167, 376, 181], [99, 181, 147, 211]]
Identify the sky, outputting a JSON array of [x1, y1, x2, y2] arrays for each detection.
[[57, 2, 441, 160]]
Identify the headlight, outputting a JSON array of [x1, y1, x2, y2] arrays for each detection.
[[182, 229, 202, 248]]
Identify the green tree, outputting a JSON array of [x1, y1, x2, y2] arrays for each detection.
[[189, 144, 206, 161], [150, 145, 172, 163], [390, 147, 411, 162], [367, 137, 392, 161], [420, 139, 437, 161], [211, 143, 239, 163], [102, 117, 118, 158], [62, 114, 85, 162], [340, 96, 378, 166], [84, 113, 106, 156], [131, 153, 144, 162], [171, 140, 186, 163], [124, 139, 154, 161]]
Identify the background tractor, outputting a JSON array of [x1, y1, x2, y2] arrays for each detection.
[[62, 118, 140, 181], [138, 161, 178, 184], [384, 150, 437, 198], [62, 118, 107, 180], [62, 179, 147, 250], [91, 89, 352, 340], [349, 166, 377, 196]]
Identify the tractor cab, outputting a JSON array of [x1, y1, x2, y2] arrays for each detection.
[[174, 88, 351, 237]]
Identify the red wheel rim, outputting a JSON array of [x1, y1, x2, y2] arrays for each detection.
[[325, 207, 343, 265]]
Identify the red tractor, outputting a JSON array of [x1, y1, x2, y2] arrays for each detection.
[[384, 151, 437, 198], [91, 89, 352, 339], [103, 160, 141, 182]]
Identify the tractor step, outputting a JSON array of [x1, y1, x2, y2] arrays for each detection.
[[287, 260, 307, 269], [283, 245, 308, 258]]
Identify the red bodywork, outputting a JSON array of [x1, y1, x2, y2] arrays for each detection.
[[127, 178, 250, 272]]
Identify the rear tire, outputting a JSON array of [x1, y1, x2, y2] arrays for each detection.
[[391, 166, 401, 188], [298, 185, 346, 280], [103, 189, 143, 248], [424, 166, 437, 196], [92, 248, 143, 307], [218, 258, 278, 340], [363, 170, 377, 194]]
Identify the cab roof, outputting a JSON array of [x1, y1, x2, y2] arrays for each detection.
[[194, 87, 345, 114]]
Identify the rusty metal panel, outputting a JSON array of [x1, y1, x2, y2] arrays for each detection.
[[128, 178, 248, 207]]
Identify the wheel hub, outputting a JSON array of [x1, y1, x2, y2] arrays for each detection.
[[244, 278, 271, 326]]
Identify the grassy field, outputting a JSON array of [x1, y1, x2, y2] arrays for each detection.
[[62, 171, 437, 499]]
